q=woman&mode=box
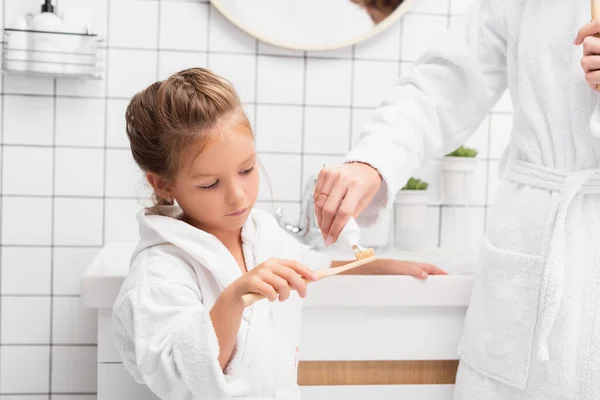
[314,1,600,399]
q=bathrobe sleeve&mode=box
[345,0,509,224]
[112,252,248,400]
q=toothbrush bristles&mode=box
[355,248,376,260]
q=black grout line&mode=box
[0,0,5,388]
[48,74,57,398]
[298,51,308,198]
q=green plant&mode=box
[446,145,478,157]
[402,177,429,190]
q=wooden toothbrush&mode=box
[240,254,378,307]
[241,218,377,307]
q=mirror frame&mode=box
[209,0,417,52]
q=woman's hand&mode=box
[575,20,600,90]
[314,162,382,245]
[229,258,318,307]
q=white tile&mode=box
[52,396,97,400]
[106,149,145,198]
[2,197,52,245]
[254,105,302,153]
[4,0,42,28]
[411,0,450,14]
[302,154,345,184]
[306,46,352,59]
[0,346,50,393]
[2,146,53,195]
[492,90,513,112]
[209,5,256,53]
[56,0,109,37]
[3,74,54,95]
[208,53,256,103]
[55,148,104,196]
[304,107,351,154]
[56,97,105,147]
[56,49,107,97]
[3,95,54,145]
[1,396,48,400]
[160,1,209,51]
[401,14,448,61]
[158,51,208,81]
[450,0,474,15]
[106,99,130,148]
[51,346,97,392]
[355,22,402,60]
[440,206,485,250]
[53,297,98,344]
[104,199,143,243]
[464,116,490,158]
[258,41,304,57]
[54,247,100,295]
[489,113,513,159]
[352,60,399,108]
[400,60,414,76]
[255,201,301,226]
[109,0,158,49]
[449,14,461,29]
[258,154,301,202]
[1,297,50,344]
[107,49,157,98]
[350,108,373,148]
[54,198,103,246]
[257,55,305,104]
[1,247,51,295]
[305,58,352,106]
[487,160,501,204]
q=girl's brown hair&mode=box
[125,68,252,211]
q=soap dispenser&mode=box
[30,0,64,74]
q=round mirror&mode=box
[210,0,416,51]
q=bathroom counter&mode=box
[82,242,476,400]
[82,242,477,309]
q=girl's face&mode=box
[162,118,259,236]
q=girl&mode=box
[112,68,446,400]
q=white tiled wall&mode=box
[0,0,511,397]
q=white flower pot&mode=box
[394,190,429,230]
[441,157,477,204]
[394,190,430,250]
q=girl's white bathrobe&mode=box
[345,0,600,399]
[112,206,330,400]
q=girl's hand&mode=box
[230,258,318,306]
[575,20,600,90]
[384,260,447,279]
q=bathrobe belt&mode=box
[504,160,600,361]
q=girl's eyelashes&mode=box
[199,180,218,190]
[197,165,254,189]
[240,166,255,175]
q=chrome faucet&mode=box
[273,175,325,249]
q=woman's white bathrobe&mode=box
[112,206,330,400]
[345,0,600,399]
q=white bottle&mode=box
[61,8,92,74]
[6,16,29,72]
[30,0,64,74]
